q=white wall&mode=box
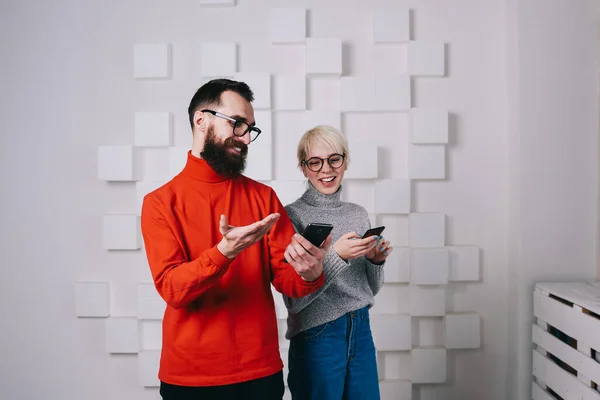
[0,0,597,399]
[506,0,600,399]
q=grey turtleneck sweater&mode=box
[282,181,385,339]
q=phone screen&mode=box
[362,226,385,238]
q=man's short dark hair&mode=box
[187,79,255,129]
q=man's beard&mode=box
[200,126,248,178]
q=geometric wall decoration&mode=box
[411,347,447,383]
[410,285,446,317]
[372,314,412,351]
[447,245,480,282]
[340,77,376,111]
[134,112,172,147]
[97,146,138,182]
[375,76,411,111]
[409,213,445,248]
[105,317,140,354]
[410,248,449,285]
[75,281,110,317]
[137,283,166,320]
[374,179,411,214]
[102,214,141,250]
[198,0,235,5]
[407,41,445,77]
[345,142,378,179]
[136,182,165,216]
[200,42,237,77]
[410,109,449,144]
[133,44,171,79]
[234,72,271,109]
[138,350,161,387]
[269,8,306,44]
[408,144,445,179]
[306,38,343,75]
[168,147,189,178]
[272,75,306,110]
[302,111,341,132]
[383,247,410,283]
[372,8,410,44]
[444,312,481,349]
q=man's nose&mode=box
[238,133,251,145]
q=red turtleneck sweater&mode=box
[140,151,324,386]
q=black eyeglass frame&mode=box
[301,153,347,172]
[201,109,262,142]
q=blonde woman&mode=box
[282,125,392,400]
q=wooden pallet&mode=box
[533,281,600,399]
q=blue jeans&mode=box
[287,306,380,400]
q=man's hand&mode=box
[217,213,280,259]
[284,233,332,282]
[333,232,379,261]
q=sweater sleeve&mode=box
[267,190,325,298]
[140,193,233,309]
[364,257,385,296]
[283,247,351,313]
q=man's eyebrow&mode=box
[231,114,256,126]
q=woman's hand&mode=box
[365,236,392,265]
[333,232,378,261]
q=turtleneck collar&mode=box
[181,150,230,183]
[300,180,343,208]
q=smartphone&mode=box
[301,223,334,247]
[362,226,385,239]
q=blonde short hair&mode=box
[297,125,350,169]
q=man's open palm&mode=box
[217,213,280,259]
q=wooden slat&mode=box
[534,289,600,351]
[532,381,554,400]
[532,324,600,384]
[535,282,600,314]
[533,349,600,400]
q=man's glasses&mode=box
[201,109,262,142]
[302,153,346,172]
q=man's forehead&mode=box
[218,91,254,122]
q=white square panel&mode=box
[409,213,445,248]
[136,181,166,216]
[410,109,448,144]
[371,284,410,315]
[412,317,444,347]
[105,317,140,354]
[75,282,110,317]
[375,76,411,111]
[376,215,409,247]
[270,181,307,207]
[102,214,140,250]
[141,320,162,350]
[138,350,161,387]
[269,8,306,44]
[372,314,411,350]
[379,380,412,400]
[407,41,445,77]
[447,245,480,281]
[200,42,237,77]
[244,144,272,181]
[410,248,449,285]
[340,180,374,213]
[301,111,341,133]
[273,112,305,181]
[411,347,446,383]
[409,144,445,179]
[134,112,172,147]
[345,142,378,179]
[273,75,306,110]
[445,312,481,349]
[384,247,410,283]
[254,110,273,147]
[306,38,342,75]
[374,179,410,214]
[380,351,411,380]
[98,146,138,181]
[168,147,189,178]
[307,78,340,111]
[372,8,410,43]
[137,283,166,320]
[409,285,445,316]
[340,77,376,112]
[234,72,271,109]
[134,44,170,79]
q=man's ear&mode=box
[194,110,207,132]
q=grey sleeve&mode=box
[364,257,385,296]
[283,248,350,314]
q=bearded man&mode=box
[140,79,330,400]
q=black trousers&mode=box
[159,371,285,400]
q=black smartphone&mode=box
[301,223,334,247]
[362,226,385,238]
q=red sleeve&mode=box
[140,193,233,309]
[266,189,324,298]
